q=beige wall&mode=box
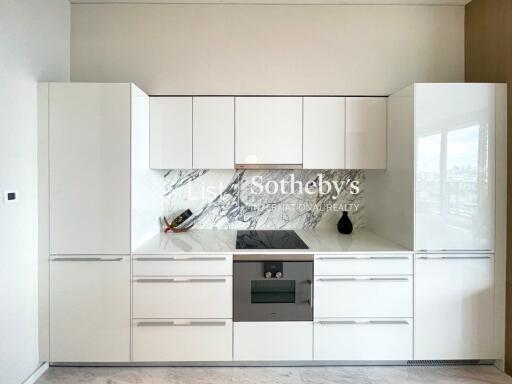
[465,0,512,374]
[71,4,464,95]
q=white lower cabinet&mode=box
[133,276,232,318]
[314,319,413,361]
[314,276,412,318]
[234,322,313,361]
[133,319,233,361]
[415,254,495,360]
[49,256,130,362]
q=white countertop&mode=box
[133,228,411,255]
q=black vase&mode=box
[337,211,353,234]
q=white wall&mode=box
[0,1,69,383]
[71,3,464,95]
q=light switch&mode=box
[4,191,18,203]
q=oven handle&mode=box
[306,279,313,308]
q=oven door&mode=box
[233,261,313,322]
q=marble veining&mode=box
[159,169,365,230]
[37,366,512,384]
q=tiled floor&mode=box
[36,365,512,384]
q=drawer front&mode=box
[314,276,412,318]
[133,319,232,361]
[234,322,312,361]
[314,318,413,360]
[133,254,232,276]
[315,254,412,276]
[133,277,232,318]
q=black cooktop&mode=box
[236,230,309,250]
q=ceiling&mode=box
[70,0,472,5]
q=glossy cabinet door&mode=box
[414,254,495,360]
[49,83,131,255]
[235,97,302,166]
[193,97,234,169]
[345,97,387,169]
[49,256,130,362]
[303,97,345,169]
[415,84,495,252]
[150,97,192,169]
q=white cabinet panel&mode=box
[303,97,345,169]
[234,322,312,361]
[193,97,234,169]
[415,254,495,360]
[133,319,232,362]
[235,97,302,165]
[415,84,495,252]
[346,97,387,169]
[133,254,232,276]
[314,319,413,361]
[315,254,412,276]
[133,276,232,318]
[49,83,131,255]
[314,276,412,318]
[150,97,192,169]
[49,256,130,362]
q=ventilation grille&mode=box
[407,360,481,366]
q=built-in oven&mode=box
[233,254,313,322]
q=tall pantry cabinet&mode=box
[39,83,160,363]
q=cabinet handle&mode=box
[134,278,227,283]
[317,277,409,282]
[135,257,227,262]
[317,320,409,325]
[51,257,124,262]
[417,256,491,260]
[317,256,409,260]
[136,321,226,327]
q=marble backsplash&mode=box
[157,169,365,230]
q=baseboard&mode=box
[23,362,49,384]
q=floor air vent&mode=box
[407,360,481,366]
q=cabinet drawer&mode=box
[234,322,312,361]
[133,254,232,276]
[314,318,412,360]
[133,276,232,318]
[314,276,412,318]
[315,254,412,276]
[133,319,232,361]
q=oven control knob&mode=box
[275,272,282,278]
[265,271,272,279]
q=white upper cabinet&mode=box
[235,97,302,166]
[345,97,387,169]
[303,97,346,169]
[49,83,131,255]
[193,97,234,169]
[414,84,495,252]
[150,97,192,169]
[415,254,495,360]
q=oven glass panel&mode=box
[250,280,296,303]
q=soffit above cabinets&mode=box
[70,0,472,5]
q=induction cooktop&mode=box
[236,230,309,250]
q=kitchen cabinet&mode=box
[133,319,232,362]
[314,318,413,360]
[234,322,312,361]
[345,97,387,169]
[49,83,131,255]
[235,97,302,166]
[49,256,130,362]
[303,97,346,169]
[133,254,232,276]
[150,97,192,169]
[193,97,234,169]
[414,254,495,360]
[314,275,412,318]
[414,84,495,252]
[315,253,412,276]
